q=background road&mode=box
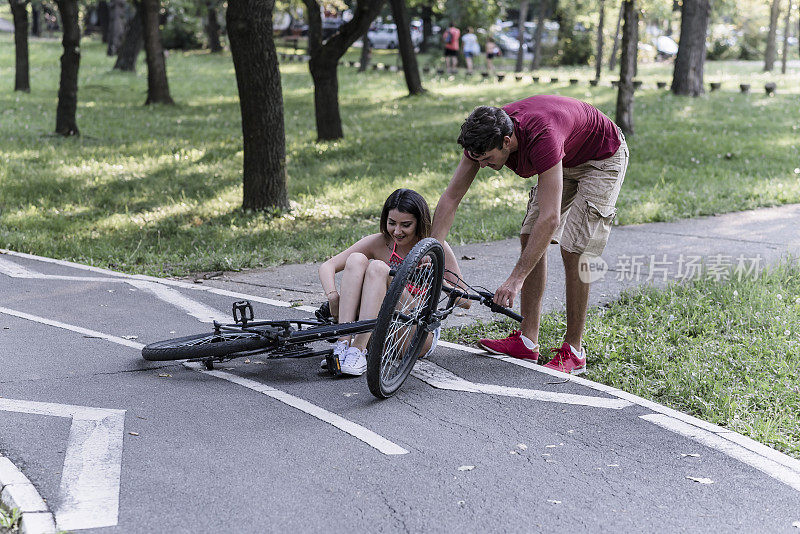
[2,234,800,532]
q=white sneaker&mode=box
[419,326,441,360]
[321,340,348,369]
[339,346,367,376]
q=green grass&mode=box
[2,33,800,275]
[0,506,20,533]
[443,260,800,459]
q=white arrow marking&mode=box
[412,360,632,409]
[184,362,409,455]
[0,398,125,530]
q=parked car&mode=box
[494,32,527,56]
[367,23,422,49]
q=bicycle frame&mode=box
[182,279,523,373]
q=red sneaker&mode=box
[543,342,587,375]
[478,331,539,362]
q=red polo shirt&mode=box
[465,95,621,178]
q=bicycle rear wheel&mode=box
[142,330,269,361]
[367,238,444,398]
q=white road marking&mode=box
[641,414,800,492]
[412,360,631,409]
[125,280,229,323]
[0,398,125,530]
[0,307,146,350]
[0,256,39,277]
[0,249,320,313]
[1,304,407,458]
[183,362,409,456]
[6,249,800,491]
[437,340,485,354]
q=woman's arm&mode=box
[318,234,383,296]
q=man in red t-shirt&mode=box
[431,95,629,374]
[442,23,461,74]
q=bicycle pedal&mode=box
[232,301,254,326]
[326,353,342,376]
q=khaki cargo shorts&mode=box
[520,130,629,257]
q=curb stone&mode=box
[0,456,56,534]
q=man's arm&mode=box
[431,153,480,243]
[493,161,563,307]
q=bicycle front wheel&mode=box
[142,331,268,361]
[367,238,444,398]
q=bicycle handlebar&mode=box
[386,268,522,323]
[441,285,523,323]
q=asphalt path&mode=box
[2,250,800,533]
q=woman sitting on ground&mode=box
[318,188,470,376]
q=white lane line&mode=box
[0,307,146,350]
[0,256,39,277]
[641,414,800,492]
[478,350,800,491]
[183,362,409,456]
[412,360,631,409]
[125,280,229,323]
[0,306,407,458]
[0,249,320,313]
[0,399,125,530]
[437,340,485,354]
[8,249,800,484]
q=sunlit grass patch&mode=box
[1,34,800,273]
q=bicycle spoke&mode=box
[378,252,436,383]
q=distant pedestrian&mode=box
[485,37,501,76]
[461,27,480,74]
[442,22,461,74]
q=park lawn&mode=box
[1,34,800,275]
[442,260,800,460]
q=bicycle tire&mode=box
[367,238,444,398]
[142,330,269,361]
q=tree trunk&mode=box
[595,0,605,80]
[765,0,781,71]
[515,1,529,72]
[106,0,126,55]
[9,0,30,92]
[419,4,432,53]
[671,0,709,96]
[309,58,344,140]
[226,0,289,211]
[358,29,372,71]
[530,0,547,70]
[31,3,41,36]
[609,0,624,70]
[55,0,80,136]
[114,2,144,71]
[615,0,637,137]
[97,0,110,43]
[141,0,174,104]
[303,0,386,141]
[206,2,223,53]
[390,0,424,94]
[782,0,792,73]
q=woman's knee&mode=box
[365,260,390,279]
[344,252,369,272]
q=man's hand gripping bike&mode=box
[142,238,521,399]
